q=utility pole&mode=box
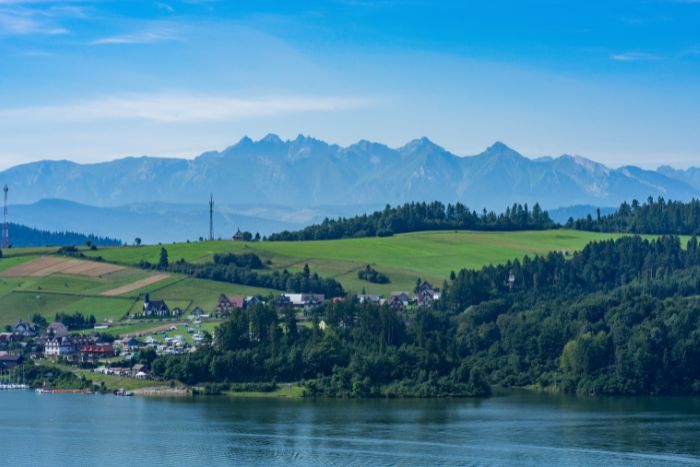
[2,185,8,249]
[209,194,214,241]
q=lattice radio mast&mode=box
[209,194,214,241]
[2,185,8,249]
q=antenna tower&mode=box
[209,194,214,241]
[2,185,8,249]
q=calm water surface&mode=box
[2,390,700,466]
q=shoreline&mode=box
[131,386,193,397]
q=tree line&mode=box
[568,197,700,235]
[268,201,555,241]
[6,223,121,248]
[139,249,345,297]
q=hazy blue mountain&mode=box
[1,135,697,213]
[548,205,618,225]
[658,166,700,192]
[8,199,379,244]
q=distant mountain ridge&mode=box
[1,135,697,212]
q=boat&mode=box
[114,388,134,397]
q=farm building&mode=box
[217,295,245,314]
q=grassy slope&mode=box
[0,229,666,329]
[83,230,644,294]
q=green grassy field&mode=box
[0,229,665,330]
[74,369,163,391]
[82,229,646,294]
[0,268,148,327]
[225,383,305,398]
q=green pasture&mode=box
[146,278,276,313]
[0,229,678,321]
[80,229,647,294]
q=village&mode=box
[0,281,441,391]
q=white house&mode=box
[44,337,75,357]
[282,293,325,308]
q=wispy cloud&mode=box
[155,2,174,13]
[0,93,376,123]
[0,1,84,36]
[0,11,68,35]
[610,51,662,62]
[90,27,180,45]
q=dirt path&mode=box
[100,274,170,297]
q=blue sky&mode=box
[0,0,699,169]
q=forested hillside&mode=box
[6,223,122,248]
[569,197,700,235]
[269,201,556,241]
[152,235,700,397]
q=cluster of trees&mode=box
[7,223,121,248]
[269,201,555,241]
[152,301,490,398]
[140,250,345,297]
[357,265,390,284]
[234,231,260,242]
[54,312,97,331]
[24,365,92,390]
[569,197,700,235]
[213,252,264,269]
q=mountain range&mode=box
[2,135,699,243]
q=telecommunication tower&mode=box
[2,185,8,249]
[209,194,214,241]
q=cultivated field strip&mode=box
[100,273,171,297]
[0,257,124,278]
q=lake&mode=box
[2,390,700,466]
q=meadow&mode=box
[83,229,644,294]
[0,229,661,332]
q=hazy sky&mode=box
[1,0,699,170]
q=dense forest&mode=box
[6,223,122,248]
[268,201,556,241]
[443,235,700,395]
[569,197,700,235]
[139,249,345,298]
[152,234,700,397]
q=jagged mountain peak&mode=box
[259,133,283,144]
[1,135,698,211]
[480,141,526,161]
[399,136,448,156]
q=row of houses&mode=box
[94,363,150,380]
[357,281,440,309]
[216,293,326,314]
[216,283,439,315]
[44,335,115,361]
